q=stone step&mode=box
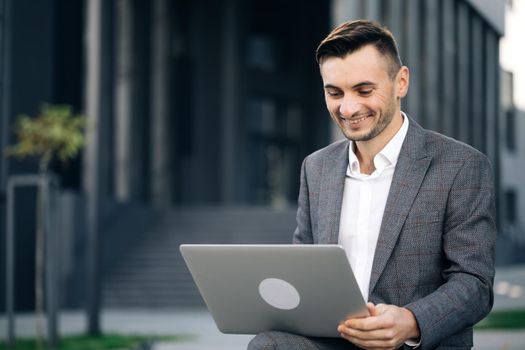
[101,206,296,308]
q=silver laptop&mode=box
[179,244,368,337]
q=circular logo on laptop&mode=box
[258,278,301,310]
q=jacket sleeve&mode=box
[293,157,314,244]
[404,154,496,349]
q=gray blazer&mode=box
[293,117,496,350]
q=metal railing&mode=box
[5,174,60,349]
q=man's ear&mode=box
[397,66,410,98]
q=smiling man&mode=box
[248,20,496,350]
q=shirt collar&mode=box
[347,112,409,177]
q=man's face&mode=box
[320,45,408,143]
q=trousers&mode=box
[247,331,361,350]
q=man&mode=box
[248,20,496,350]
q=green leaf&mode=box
[4,104,86,171]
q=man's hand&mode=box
[337,302,420,350]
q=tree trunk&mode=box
[35,174,45,350]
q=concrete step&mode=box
[101,206,296,308]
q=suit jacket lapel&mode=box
[369,119,432,295]
[318,141,349,244]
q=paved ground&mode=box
[1,265,525,349]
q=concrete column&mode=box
[405,0,422,122]
[150,0,172,207]
[331,0,362,28]
[84,0,113,335]
[471,16,485,152]
[386,0,404,54]
[457,2,471,144]
[364,0,381,21]
[484,30,498,163]
[441,0,456,138]
[114,0,134,201]
[423,0,440,132]
[329,0,363,142]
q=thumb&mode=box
[367,302,379,316]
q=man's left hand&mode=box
[337,302,420,350]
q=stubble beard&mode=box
[342,96,397,142]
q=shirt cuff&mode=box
[404,338,421,348]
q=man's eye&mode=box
[359,90,373,96]
[326,91,341,97]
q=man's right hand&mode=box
[337,302,420,350]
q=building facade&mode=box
[499,0,525,264]
[79,0,507,209]
[1,0,505,206]
[0,0,507,310]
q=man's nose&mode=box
[339,97,361,117]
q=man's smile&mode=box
[339,113,374,126]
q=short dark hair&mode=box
[316,20,402,79]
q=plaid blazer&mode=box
[293,117,496,350]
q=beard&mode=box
[345,94,397,142]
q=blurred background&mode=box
[0,0,524,347]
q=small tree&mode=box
[7,104,86,173]
[6,103,86,349]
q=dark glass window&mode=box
[506,108,516,151]
[505,189,517,224]
[0,0,5,194]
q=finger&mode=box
[337,324,345,334]
[344,303,376,329]
[340,333,357,346]
[340,325,395,341]
[339,332,352,343]
[374,303,388,313]
[340,333,399,350]
[341,333,397,350]
[345,304,398,330]
[345,314,384,331]
[367,302,378,316]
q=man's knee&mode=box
[247,331,317,350]
[247,332,280,350]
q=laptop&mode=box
[179,244,368,337]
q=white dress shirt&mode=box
[338,114,409,300]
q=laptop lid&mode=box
[179,244,368,337]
